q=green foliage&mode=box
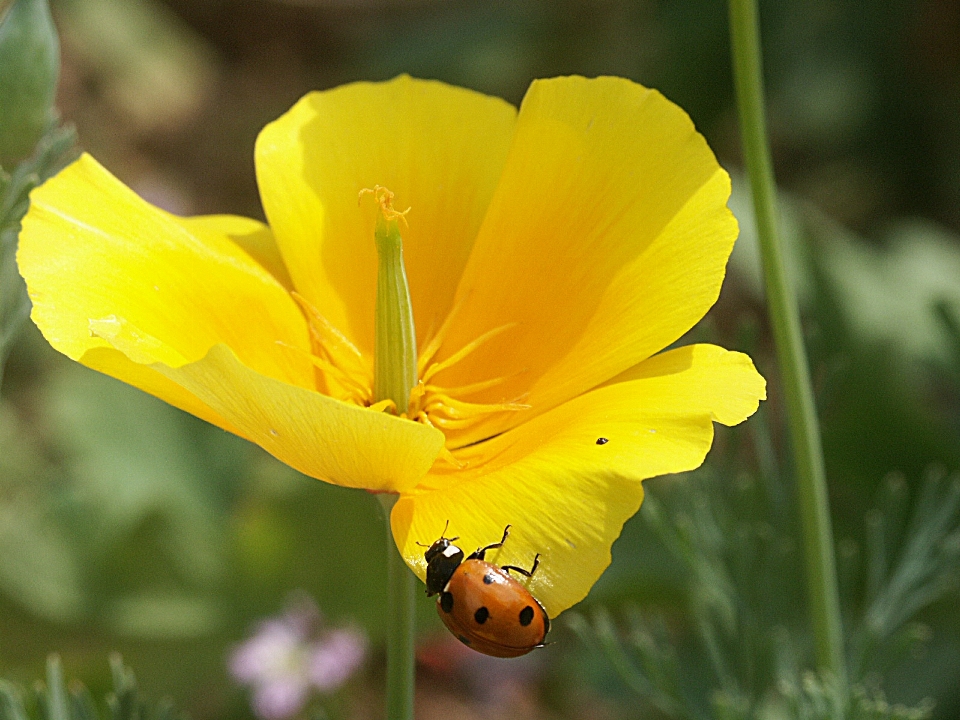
[0,0,60,168]
[568,462,960,720]
[0,357,397,630]
[0,656,184,720]
[847,470,960,680]
[776,675,934,720]
[0,0,76,394]
[0,123,76,382]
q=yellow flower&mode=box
[18,75,765,617]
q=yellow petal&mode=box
[18,153,314,392]
[177,213,294,291]
[432,76,739,447]
[150,344,445,492]
[392,343,764,616]
[78,307,445,490]
[603,343,767,425]
[79,346,247,437]
[255,75,517,358]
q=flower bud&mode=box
[0,0,60,168]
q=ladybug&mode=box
[422,524,550,658]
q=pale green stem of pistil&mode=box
[728,0,848,707]
[374,210,418,413]
[370,192,418,720]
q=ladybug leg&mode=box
[502,552,540,578]
[469,525,511,560]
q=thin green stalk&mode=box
[728,0,848,698]
[377,493,417,720]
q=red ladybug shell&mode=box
[436,558,549,658]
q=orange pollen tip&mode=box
[358,185,411,226]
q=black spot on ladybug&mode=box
[457,634,472,646]
[474,606,490,624]
[483,573,495,585]
[440,591,454,613]
[596,437,609,445]
[519,605,535,626]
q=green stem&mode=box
[377,493,417,720]
[728,0,848,698]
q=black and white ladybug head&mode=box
[424,537,464,597]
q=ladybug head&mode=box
[423,536,464,597]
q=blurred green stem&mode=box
[728,0,848,702]
[377,493,416,720]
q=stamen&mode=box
[424,394,530,419]
[404,380,428,418]
[359,185,411,226]
[417,291,470,375]
[368,398,396,413]
[415,411,465,468]
[423,370,526,399]
[292,293,367,371]
[425,415,491,430]
[289,292,374,403]
[275,341,370,404]
[421,322,517,385]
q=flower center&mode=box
[285,187,529,466]
[404,308,529,464]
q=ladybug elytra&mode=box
[423,525,550,658]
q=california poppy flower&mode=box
[18,75,765,617]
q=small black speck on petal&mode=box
[596,437,609,445]
[440,591,454,613]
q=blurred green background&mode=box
[2,0,960,718]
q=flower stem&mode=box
[728,0,848,698]
[377,493,417,720]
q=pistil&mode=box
[363,186,418,413]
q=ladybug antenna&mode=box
[441,520,460,543]
[416,520,459,548]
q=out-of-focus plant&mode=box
[0,120,74,388]
[846,469,960,681]
[0,0,76,391]
[569,461,960,720]
[0,655,184,720]
[729,0,846,697]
